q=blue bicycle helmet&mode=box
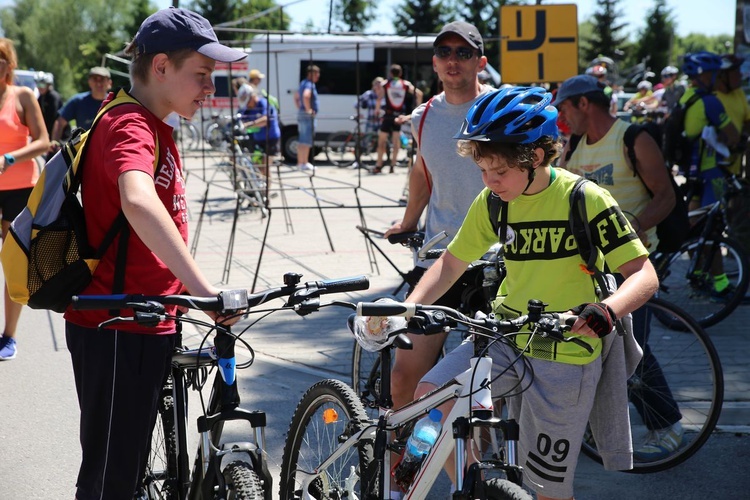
[682,51,723,77]
[454,86,558,143]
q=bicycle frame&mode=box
[297,351,518,499]
[163,328,272,500]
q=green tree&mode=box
[331,0,377,32]
[581,0,630,65]
[632,0,675,75]
[0,0,146,98]
[191,0,235,32]
[393,0,445,35]
[674,33,733,58]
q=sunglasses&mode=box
[433,46,477,61]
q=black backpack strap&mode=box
[569,178,625,334]
[487,191,508,244]
[564,133,582,162]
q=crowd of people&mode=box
[0,6,747,500]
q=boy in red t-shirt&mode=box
[62,8,247,499]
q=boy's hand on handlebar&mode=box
[567,302,617,338]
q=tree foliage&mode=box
[632,0,675,74]
[0,0,147,98]
[581,0,630,64]
[393,0,445,36]
[331,0,377,33]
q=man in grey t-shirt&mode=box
[383,21,491,413]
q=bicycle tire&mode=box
[143,375,180,499]
[176,121,200,150]
[206,123,226,149]
[325,131,356,167]
[481,478,533,500]
[656,236,749,328]
[223,460,264,499]
[279,379,371,500]
[580,297,723,473]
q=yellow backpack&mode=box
[1,89,158,313]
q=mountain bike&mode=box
[351,228,504,417]
[280,299,587,500]
[175,117,200,151]
[325,117,386,168]
[72,272,370,500]
[580,297,723,473]
[652,174,749,328]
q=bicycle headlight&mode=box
[352,297,407,352]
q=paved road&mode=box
[1,150,748,498]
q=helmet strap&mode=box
[523,167,536,193]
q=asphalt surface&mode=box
[1,147,748,499]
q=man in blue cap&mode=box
[63,7,248,499]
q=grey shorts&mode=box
[421,339,602,498]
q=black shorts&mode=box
[380,113,404,134]
[0,187,33,222]
[255,139,280,155]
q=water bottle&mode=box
[392,409,442,491]
[400,131,409,148]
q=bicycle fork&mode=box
[451,357,523,499]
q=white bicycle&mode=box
[280,299,588,499]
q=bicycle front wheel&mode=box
[279,379,371,500]
[223,460,264,499]
[325,131,356,167]
[581,297,723,473]
[143,374,181,499]
[657,236,749,328]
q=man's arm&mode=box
[629,132,676,244]
[302,88,313,115]
[51,116,69,143]
[384,153,431,237]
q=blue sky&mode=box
[151,0,734,38]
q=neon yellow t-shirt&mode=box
[448,168,648,364]
[716,88,750,175]
[682,87,732,172]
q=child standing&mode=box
[62,8,247,499]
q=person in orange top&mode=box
[0,38,50,360]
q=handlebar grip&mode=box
[387,231,424,245]
[422,249,444,261]
[357,302,417,317]
[314,275,370,294]
[71,294,134,310]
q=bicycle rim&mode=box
[581,298,724,472]
[657,237,749,328]
[143,376,180,499]
[279,379,370,500]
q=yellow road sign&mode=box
[500,4,578,84]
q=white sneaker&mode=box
[634,421,684,461]
[299,162,316,173]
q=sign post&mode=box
[500,4,579,84]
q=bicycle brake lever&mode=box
[418,231,449,260]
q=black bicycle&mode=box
[352,228,504,416]
[652,174,749,328]
[72,272,369,500]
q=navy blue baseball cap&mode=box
[134,7,247,63]
[552,75,605,106]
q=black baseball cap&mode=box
[434,21,483,55]
[134,7,247,63]
[552,75,605,106]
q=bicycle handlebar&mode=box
[357,299,590,352]
[72,274,370,315]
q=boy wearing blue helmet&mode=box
[408,87,658,500]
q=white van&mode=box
[203,34,500,163]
